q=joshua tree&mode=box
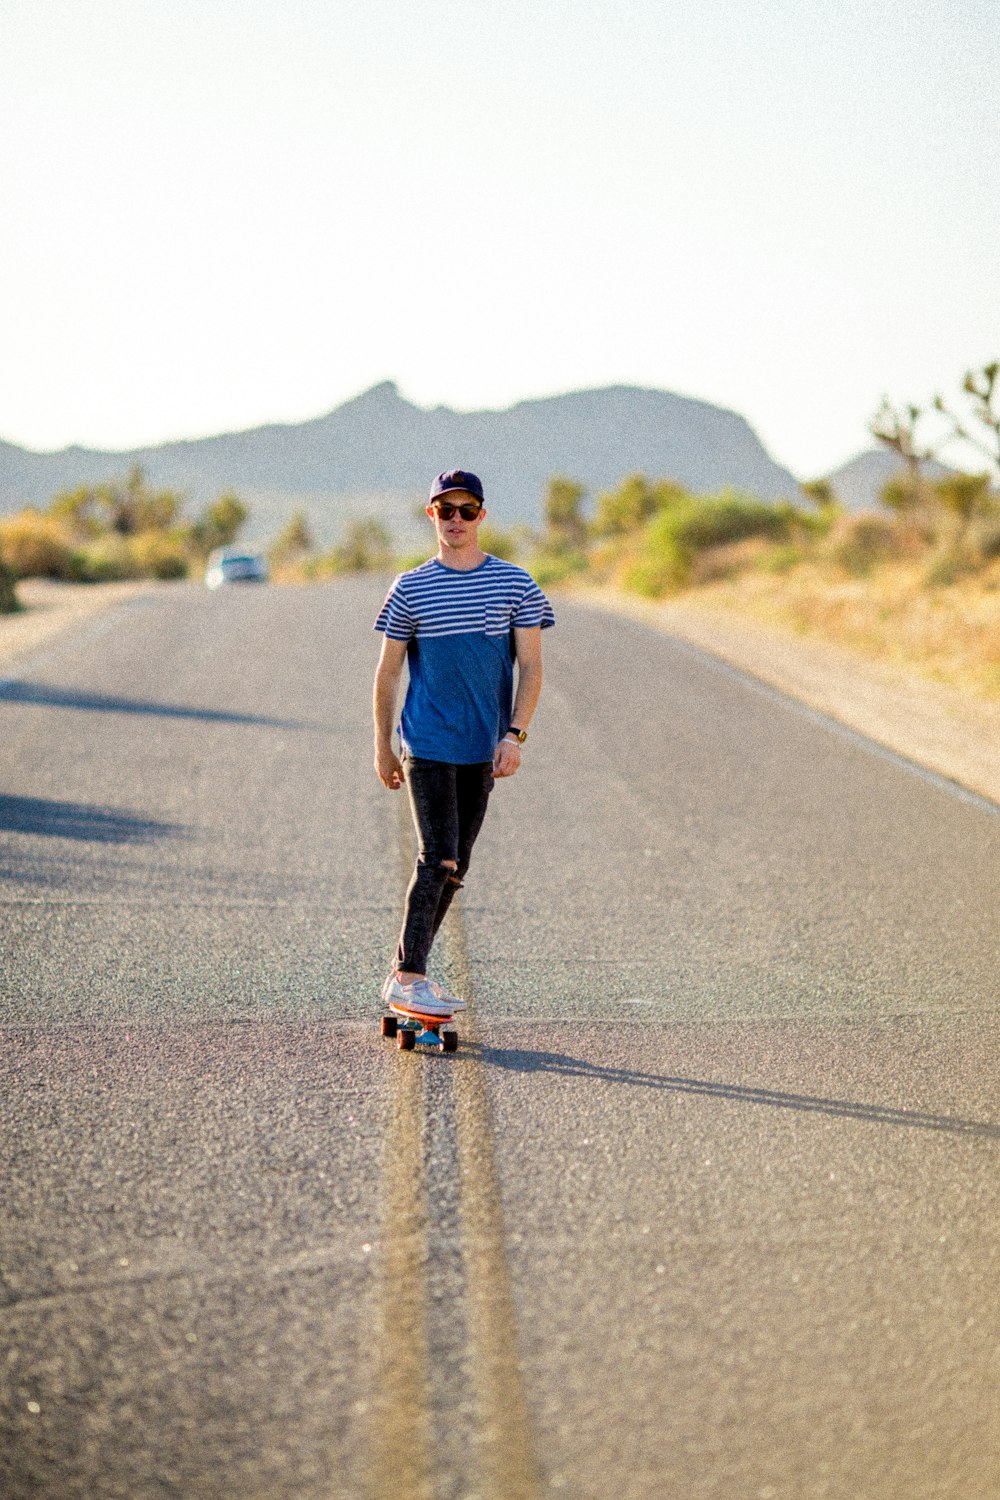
[869,397,935,513]
[269,509,315,565]
[189,492,250,556]
[542,476,588,551]
[933,362,1000,480]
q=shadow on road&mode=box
[0,795,186,845]
[471,1044,1000,1141]
[0,679,316,729]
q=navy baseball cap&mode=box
[429,469,485,505]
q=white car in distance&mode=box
[204,547,269,589]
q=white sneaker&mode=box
[426,977,467,1007]
[384,976,466,1015]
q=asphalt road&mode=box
[1,578,997,1500]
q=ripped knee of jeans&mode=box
[415,854,459,888]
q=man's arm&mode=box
[373,635,408,789]
[493,625,544,779]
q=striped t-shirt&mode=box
[374,554,555,763]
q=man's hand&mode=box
[493,737,522,779]
[375,744,405,790]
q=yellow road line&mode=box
[444,912,543,1500]
[365,798,434,1500]
[367,1045,434,1500]
[370,795,541,1499]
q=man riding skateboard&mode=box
[373,468,555,1016]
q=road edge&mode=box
[566,583,1000,810]
[0,579,163,672]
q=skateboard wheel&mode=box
[442,1030,458,1053]
[398,1028,415,1051]
[381,1015,397,1038]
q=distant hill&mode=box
[824,448,954,512]
[0,382,802,545]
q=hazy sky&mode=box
[2,0,997,477]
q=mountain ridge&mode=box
[0,381,802,543]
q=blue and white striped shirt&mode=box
[374,555,555,763]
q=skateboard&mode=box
[380,1000,459,1053]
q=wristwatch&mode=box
[505,726,528,744]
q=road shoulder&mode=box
[0,578,161,671]
[569,583,1000,808]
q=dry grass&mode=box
[683,557,1000,700]
[586,502,1000,702]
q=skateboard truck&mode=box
[381,1009,459,1053]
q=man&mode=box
[373,468,555,1015]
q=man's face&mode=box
[427,492,486,550]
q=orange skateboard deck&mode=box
[381,1001,458,1052]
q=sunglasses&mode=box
[433,501,483,521]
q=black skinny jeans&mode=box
[395,755,494,975]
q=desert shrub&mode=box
[922,521,998,582]
[621,494,791,596]
[478,524,520,561]
[0,511,77,579]
[880,471,930,516]
[592,476,691,539]
[593,475,656,538]
[970,514,1000,561]
[530,546,589,587]
[48,467,190,539]
[4,476,250,583]
[801,478,838,511]
[621,533,692,596]
[922,546,967,588]
[0,555,20,613]
[932,472,994,530]
[188,491,249,555]
[663,494,791,552]
[760,542,806,575]
[129,531,189,580]
[268,509,315,569]
[324,518,394,573]
[687,537,768,584]
[67,531,189,581]
[784,498,840,541]
[70,534,143,582]
[391,552,431,574]
[825,514,906,577]
[542,477,588,551]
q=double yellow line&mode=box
[367,811,541,1500]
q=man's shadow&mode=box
[459,1041,1000,1141]
[0,794,185,844]
[0,679,315,729]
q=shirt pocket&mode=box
[485,599,513,637]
